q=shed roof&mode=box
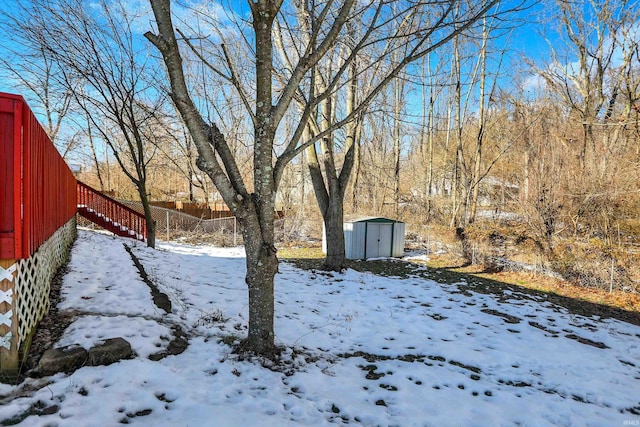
[346,216,404,224]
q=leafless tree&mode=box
[0,11,75,156]
[279,1,525,269]
[532,0,640,242]
[146,0,525,354]
[536,0,638,167]
[147,0,360,354]
[6,0,172,248]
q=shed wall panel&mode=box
[392,222,405,257]
[343,223,353,259]
[364,223,376,259]
[380,223,393,257]
[321,223,326,253]
[346,222,366,260]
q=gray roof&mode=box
[346,216,404,224]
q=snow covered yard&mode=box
[1,229,639,426]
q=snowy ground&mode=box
[1,229,640,426]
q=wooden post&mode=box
[0,258,19,378]
[610,258,615,294]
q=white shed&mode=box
[323,217,405,260]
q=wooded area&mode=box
[1,0,638,355]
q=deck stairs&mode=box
[76,181,147,241]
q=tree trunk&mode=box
[469,16,488,224]
[306,138,348,270]
[237,203,277,354]
[146,0,279,354]
[351,135,361,212]
[138,186,156,248]
[426,61,435,221]
[88,129,105,191]
[427,108,434,220]
[320,44,360,270]
[393,74,402,218]
[243,2,278,353]
[323,198,345,270]
[449,33,464,229]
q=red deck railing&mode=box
[0,92,77,260]
[77,181,147,241]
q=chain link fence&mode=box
[78,204,638,292]
[77,201,239,246]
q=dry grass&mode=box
[475,270,640,313]
[410,252,640,315]
[278,246,640,320]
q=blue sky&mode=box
[0,0,558,162]
[0,0,555,97]
[0,0,600,170]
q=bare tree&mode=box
[420,50,447,221]
[536,0,637,167]
[146,0,523,353]
[7,0,171,248]
[279,1,523,269]
[532,0,640,242]
[0,12,75,156]
[147,0,361,354]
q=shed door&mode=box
[365,223,393,258]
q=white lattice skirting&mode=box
[14,218,77,347]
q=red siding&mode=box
[0,92,77,259]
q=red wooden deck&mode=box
[0,92,146,260]
[0,92,76,259]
